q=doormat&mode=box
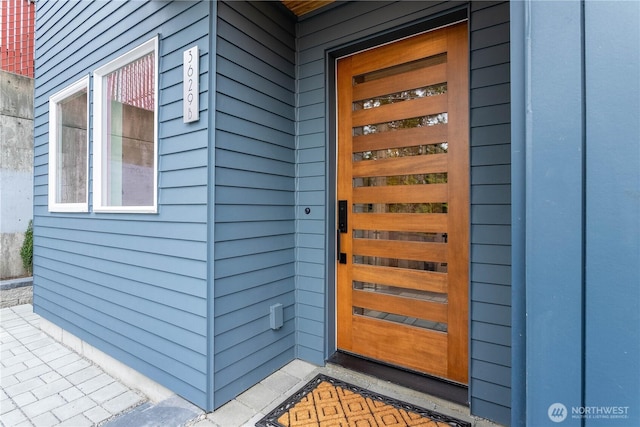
[255,374,470,427]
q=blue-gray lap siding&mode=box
[295,1,512,425]
[33,0,212,408]
[212,1,297,408]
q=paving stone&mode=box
[0,408,28,426]
[102,395,202,427]
[23,357,45,368]
[77,373,114,394]
[189,418,218,427]
[31,343,62,362]
[66,365,102,385]
[22,393,66,418]
[12,305,34,314]
[102,390,144,415]
[12,391,37,407]
[39,347,73,363]
[31,343,62,358]
[1,353,29,367]
[14,418,36,427]
[47,353,82,370]
[59,386,84,403]
[0,397,16,414]
[9,344,30,356]
[4,376,45,397]
[39,370,63,384]
[57,413,93,427]
[4,324,33,335]
[207,400,255,427]
[0,374,19,388]
[15,332,44,345]
[89,381,128,404]
[56,358,91,376]
[0,339,20,351]
[24,337,55,351]
[29,411,61,427]
[14,362,51,382]
[52,396,97,422]
[83,405,113,424]
[3,328,28,338]
[280,359,318,380]
[31,377,73,399]
[0,329,15,339]
[261,370,301,394]
[236,382,279,412]
[0,361,28,377]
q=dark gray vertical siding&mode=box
[469,2,511,425]
[33,0,211,408]
[213,1,296,408]
[296,1,511,425]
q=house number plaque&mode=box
[183,46,199,123]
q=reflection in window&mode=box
[353,230,447,243]
[353,113,448,136]
[354,143,448,162]
[353,306,448,332]
[48,77,89,212]
[353,203,448,214]
[354,281,447,302]
[353,83,447,111]
[353,173,448,187]
[352,255,448,273]
[94,38,158,212]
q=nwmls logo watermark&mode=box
[548,403,567,423]
[548,403,630,422]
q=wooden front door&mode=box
[336,22,469,384]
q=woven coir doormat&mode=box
[255,374,470,427]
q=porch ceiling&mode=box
[281,0,334,16]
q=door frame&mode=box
[323,6,471,394]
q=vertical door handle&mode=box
[337,200,347,264]
[338,200,348,233]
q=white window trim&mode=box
[93,37,159,213]
[48,76,90,213]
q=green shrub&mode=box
[20,220,33,275]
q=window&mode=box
[93,37,158,213]
[48,76,89,212]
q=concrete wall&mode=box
[0,70,34,279]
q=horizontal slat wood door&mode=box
[336,22,469,384]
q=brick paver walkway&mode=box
[0,305,145,426]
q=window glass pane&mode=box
[353,113,447,136]
[353,54,447,85]
[353,173,448,187]
[56,89,87,204]
[353,281,447,303]
[353,83,447,111]
[353,203,448,213]
[353,230,447,243]
[353,143,448,164]
[353,306,448,332]
[104,51,155,207]
[352,255,448,273]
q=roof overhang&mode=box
[281,1,335,16]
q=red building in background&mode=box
[1,0,35,77]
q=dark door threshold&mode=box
[327,351,469,407]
